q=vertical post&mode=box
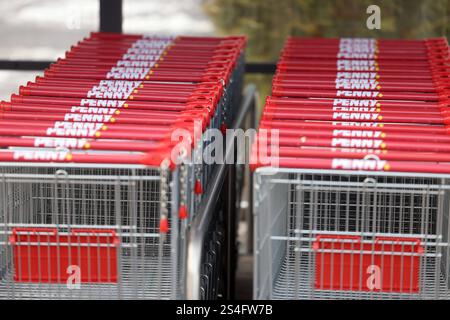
[225,151,237,299]
[99,0,123,33]
[247,93,257,254]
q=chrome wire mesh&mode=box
[272,247,450,300]
[0,165,183,300]
[254,169,450,300]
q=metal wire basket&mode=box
[254,168,450,300]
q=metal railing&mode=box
[186,84,258,299]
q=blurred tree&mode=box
[205,0,450,61]
[204,0,450,103]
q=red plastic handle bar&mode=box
[269,146,450,163]
[265,96,448,110]
[264,104,443,116]
[0,137,160,152]
[259,119,449,135]
[259,134,450,153]
[262,109,445,124]
[271,87,444,102]
[259,126,450,143]
[250,156,450,174]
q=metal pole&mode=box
[225,161,237,299]
[99,0,123,33]
[245,62,277,74]
[0,60,52,71]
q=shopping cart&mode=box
[0,164,184,299]
[253,37,450,300]
[0,84,243,300]
[254,168,450,299]
[0,32,246,300]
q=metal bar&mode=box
[0,61,276,73]
[186,84,257,299]
[225,153,237,299]
[185,154,228,299]
[245,62,277,74]
[0,60,51,71]
[247,92,257,254]
[99,0,122,33]
[231,84,258,132]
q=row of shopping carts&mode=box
[0,32,245,299]
[252,37,450,299]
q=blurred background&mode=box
[0,0,215,100]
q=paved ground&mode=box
[236,255,253,299]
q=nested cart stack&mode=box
[252,37,450,299]
[0,32,246,299]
